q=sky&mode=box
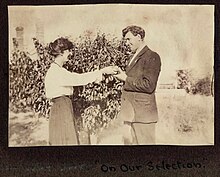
[8,4,214,84]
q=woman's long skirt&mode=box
[49,96,78,145]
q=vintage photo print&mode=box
[8,4,214,146]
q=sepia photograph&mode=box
[8,4,214,146]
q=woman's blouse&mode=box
[45,63,102,99]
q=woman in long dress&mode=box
[45,37,117,145]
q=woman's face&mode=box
[62,50,71,62]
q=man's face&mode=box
[124,32,142,52]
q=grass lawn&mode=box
[155,90,214,145]
[9,90,214,146]
[9,112,49,147]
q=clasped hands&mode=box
[100,66,127,81]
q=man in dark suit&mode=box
[115,25,161,145]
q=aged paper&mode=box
[8,5,214,146]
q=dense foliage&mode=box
[177,70,212,96]
[9,39,53,116]
[64,34,131,133]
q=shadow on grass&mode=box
[9,113,48,147]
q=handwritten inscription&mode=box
[100,161,205,173]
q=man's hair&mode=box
[122,25,145,39]
[49,37,74,57]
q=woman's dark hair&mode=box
[49,37,74,57]
[122,25,145,39]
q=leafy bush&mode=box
[64,34,131,133]
[176,70,191,89]
[177,70,212,96]
[9,38,53,116]
[188,77,212,96]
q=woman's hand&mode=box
[101,66,120,75]
[114,71,127,81]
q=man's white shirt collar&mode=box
[128,42,146,66]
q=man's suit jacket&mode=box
[121,45,161,123]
